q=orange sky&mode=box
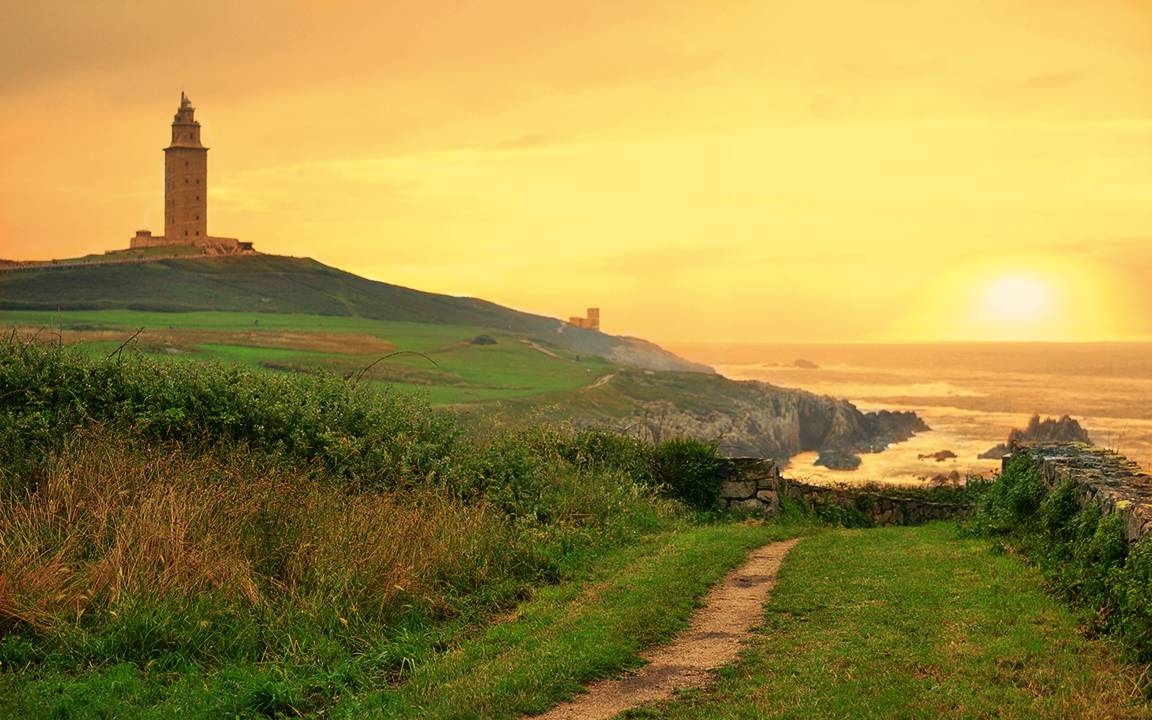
[1,0,1150,342]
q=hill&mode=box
[486,369,929,460]
[0,254,708,373]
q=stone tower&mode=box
[163,92,208,243]
[126,94,248,253]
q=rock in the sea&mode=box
[918,449,958,462]
[793,358,820,369]
[927,470,962,485]
[978,443,1011,460]
[814,449,862,470]
[979,414,1091,459]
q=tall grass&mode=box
[0,432,510,643]
[0,339,734,716]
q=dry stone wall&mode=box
[1007,443,1152,543]
[719,457,971,526]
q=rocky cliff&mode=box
[504,370,928,461]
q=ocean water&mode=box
[664,342,1152,485]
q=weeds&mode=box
[970,453,1152,662]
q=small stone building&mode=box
[568,308,600,330]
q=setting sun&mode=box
[980,275,1053,325]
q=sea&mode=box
[664,342,1152,486]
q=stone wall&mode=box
[718,457,971,526]
[1005,443,1152,543]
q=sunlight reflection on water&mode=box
[700,344,1152,485]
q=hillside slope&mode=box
[489,370,929,460]
[0,255,708,373]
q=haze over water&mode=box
[668,342,1152,485]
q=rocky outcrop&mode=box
[1006,444,1152,543]
[980,415,1090,459]
[561,371,929,461]
[814,449,862,470]
[918,450,957,462]
[718,458,972,525]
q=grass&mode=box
[0,255,674,369]
[0,310,615,405]
[0,434,807,718]
[0,341,770,718]
[969,452,1152,661]
[626,523,1149,719]
[343,521,815,719]
[0,429,686,719]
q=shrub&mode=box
[651,438,725,510]
[970,450,1152,661]
[557,429,654,484]
[0,340,460,494]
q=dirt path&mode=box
[531,538,800,720]
[587,372,616,389]
[520,339,561,358]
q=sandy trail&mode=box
[530,538,800,720]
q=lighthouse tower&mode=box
[164,92,208,243]
[128,94,249,253]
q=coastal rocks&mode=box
[570,371,930,462]
[814,449,862,470]
[980,415,1090,459]
[918,450,957,462]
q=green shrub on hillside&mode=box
[0,339,459,493]
[558,428,655,483]
[652,438,726,510]
[972,454,1152,661]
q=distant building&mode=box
[568,307,600,330]
[129,93,252,254]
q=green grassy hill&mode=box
[0,255,706,373]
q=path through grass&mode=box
[626,523,1149,719]
[342,521,814,719]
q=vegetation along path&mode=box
[629,523,1151,720]
[534,539,800,720]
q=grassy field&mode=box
[0,309,614,404]
[340,521,812,719]
[0,340,732,719]
[3,339,1149,718]
[627,523,1149,719]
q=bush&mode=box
[970,451,1152,661]
[0,340,460,494]
[557,429,654,484]
[0,340,703,716]
[651,438,725,510]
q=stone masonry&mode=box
[1006,443,1152,543]
[718,457,971,526]
[128,93,252,255]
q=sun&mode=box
[979,274,1053,324]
